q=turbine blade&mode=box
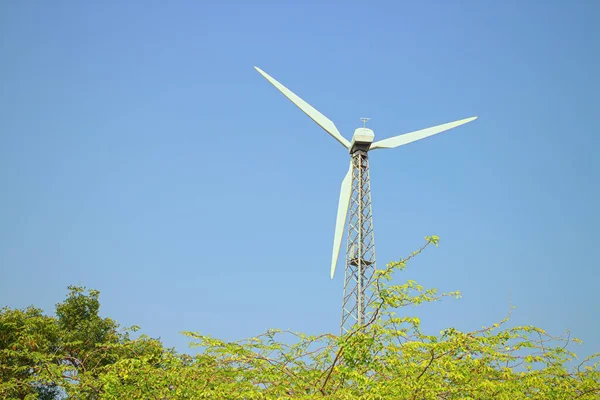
[370,116,478,150]
[331,164,353,279]
[254,66,350,149]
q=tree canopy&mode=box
[2,236,598,399]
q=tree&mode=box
[0,306,60,399]
[1,236,599,398]
[177,237,600,398]
[1,286,161,399]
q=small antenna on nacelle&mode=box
[360,117,371,128]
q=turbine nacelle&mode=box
[349,127,374,153]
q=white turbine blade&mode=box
[331,164,352,279]
[254,66,350,149]
[370,116,478,150]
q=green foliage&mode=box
[1,236,599,398]
[0,305,60,399]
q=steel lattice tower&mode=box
[341,149,377,334]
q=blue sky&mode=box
[1,1,598,359]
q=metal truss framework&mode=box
[341,150,377,334]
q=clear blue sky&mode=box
[1,1,598,359]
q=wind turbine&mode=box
[254,66,477,334]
